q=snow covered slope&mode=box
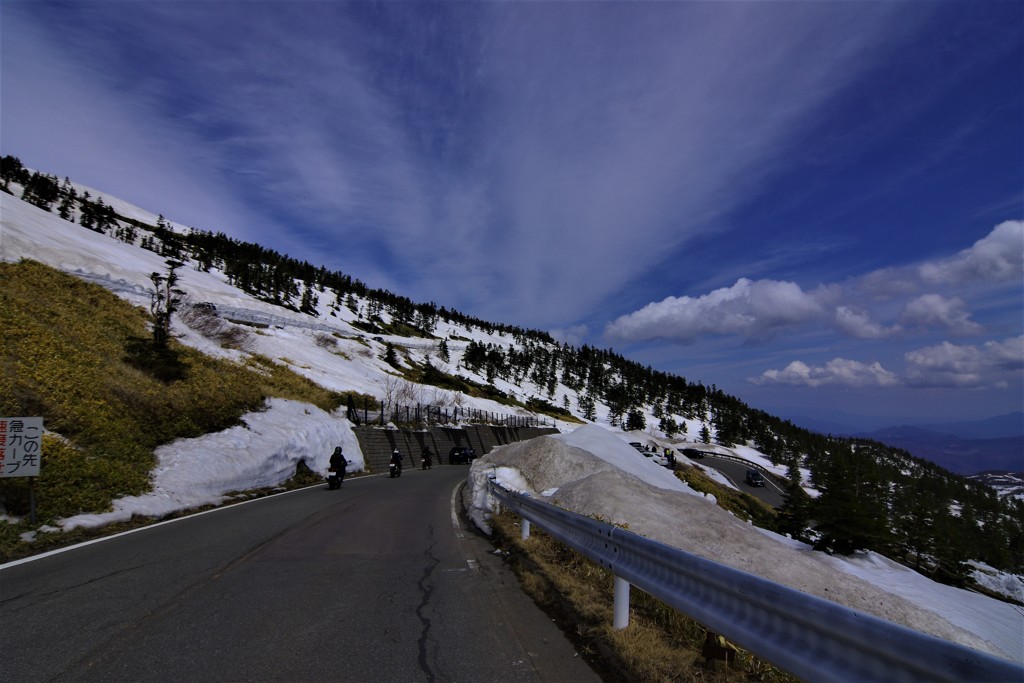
[2,189,1021,664]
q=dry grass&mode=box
[0,259,348,560]
[490,511,797,683]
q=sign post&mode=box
[0,417,44,524]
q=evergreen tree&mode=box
[149,260,184,347]
[299,281,318,315]
[659,416,679,437]
[778,461,811,539]
[812,446,891,555]
[384,343,398,367]
[625,410,646,432]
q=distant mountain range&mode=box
[791,412,1023,475]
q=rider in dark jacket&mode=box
[330,446,349,481]
[390,449,403,474]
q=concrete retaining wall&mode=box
[352,424,559,472]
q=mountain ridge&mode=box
[2,156,1022,598]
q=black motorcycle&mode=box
[327,468,342,489]
[389,461,402,478]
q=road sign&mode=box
[0,417,43,477]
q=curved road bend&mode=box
[0,466,602,682]
[691,455,786,508]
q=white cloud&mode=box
[550,325,589,347]
[860,221,1024,299]
[609,221,1015,346]
[750,336,1023,390]
[904,336,1024,388]
[605,278,829,343]
[751,359,899,388]
[834,306,900,339]
[919,220,1024,287]
[899,294,983,334]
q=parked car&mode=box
[448,446,477,465]
[745,469,765,487]
[629,442,644,453]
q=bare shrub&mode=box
[314,332,337,349]
[216,325,254,352]
[180,303,253,352]
[396,378,422,405]
[428,386,454,409]
[179,303,222,337]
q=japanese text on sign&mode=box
[0,417,43,477]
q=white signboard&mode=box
[0,417,43,477]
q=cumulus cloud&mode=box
[904,336,1024,388]
[919,220,1024,287]
[609,221,1016,345]
[751,336,1023,390]
[605,278,829,343]
[860,221,1024,298]
[899,294,983,334]
[834,306,900,339]
[751,359,899,388]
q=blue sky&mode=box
[3,1,1022,428]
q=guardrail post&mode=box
[521,519,531,541]
[613,575,630,630]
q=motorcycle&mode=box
[327,468,342,489]
[389,461,402,478]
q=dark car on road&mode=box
[745,469,765,487]
[448,446,477,465]
[682,448,705,459]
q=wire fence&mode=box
[346,397,551,429]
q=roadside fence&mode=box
[346,397,551,429]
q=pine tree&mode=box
[778,461,811,539]
[625,410,646,432]
[150,260,184,347]
[812,446,891,555]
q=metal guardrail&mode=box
[684,447,789,488]
[487,481,1023,683]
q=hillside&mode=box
[1,162,1022,662]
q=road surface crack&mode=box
[415,523,441,682]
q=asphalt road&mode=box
[692,455,786,508]
[0,465,602,683]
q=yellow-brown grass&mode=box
[490,511,797,682]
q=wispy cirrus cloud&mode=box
[5,0,930,326]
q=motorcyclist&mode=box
[421,447,433,470]
[328,446,349,488]
[390,449,403,475]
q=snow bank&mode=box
[59,399,362,530]
[465,424,1022,663]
